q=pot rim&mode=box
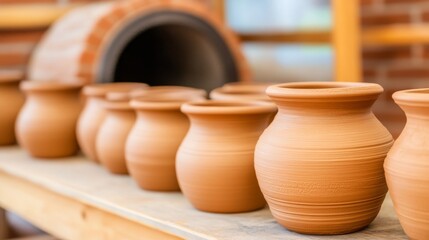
[83,82,148,97]
[222,81,275,91]
[181,100,277,115]
[210,87,270,101]
[393,88,429,105]
[103,100,133,111]
[0,70,23,83]
[131,95,205,110]
[20,81,83,91]
[130,86,207,98]
[266,82,383,101]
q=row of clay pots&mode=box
[3,80,429,238]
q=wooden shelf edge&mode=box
[0,169,182,240]
[237,31,331,44]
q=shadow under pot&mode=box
[126,94,205,191]
[254,82,394,235]
[176,100,276,213]
[384,88,429,240]
[77,82,147,163]
[16,81,83,158]
[0,70,25,145]
[96,96,136,174]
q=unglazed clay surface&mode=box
[126,94,205,191]
[385,88,429,240]
[130,86,207,99]
[77,83,147,162]
[16,81,82,158]
[255,82,394,234]
[177,100,276,213]
[0,71,24,145]
[96,99,135,175]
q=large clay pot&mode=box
[16,81,82,158]
[126,94,205,191]
[385,88,429,240]
[177,100,276,213]
[0,71,25,145]
[255,82,394,234]
[96,93,136,174]
[77,83,147,162]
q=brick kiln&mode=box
[28,0,250,90]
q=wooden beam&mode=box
[362,24,429,45]
[332,0,362,82]
[238,31,331,44]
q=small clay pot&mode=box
[210,87,270,101]
[126,94,205,191]
[0,70,25,145]
[255,82,394,234]
[16,81,82,158]
[385,88,429,240]
[177,100,276,213]
[96,93,135,174]
[131,86,207,99]
[77,82,147,162]
[222,81,275,92]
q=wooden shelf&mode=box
[238,31,331,44]
[0,147,407,239]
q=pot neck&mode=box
[393,89,429,121]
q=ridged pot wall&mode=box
[255,82,394,234]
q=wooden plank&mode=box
[362,24,429,45]
[332,0,362,82]
[0,147,407,239]
[238,31,331,44]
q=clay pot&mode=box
[385,88,429,240]
[254,82,394,234]
[0,71,25,145]
[76,83,147,162]
[126,94,205,191]
[96,92,137,174]
[177,100,276,213]
[222,81,275,92]
[131,86,207,99]
[16,81,82,158]
[210,86,270,101]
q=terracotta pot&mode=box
[222,81,275,92]
[0,71,25,145]
[385,88,429,240]
[177,100,276,213]
[131,86,207,99]
[95,92,136,174]
[126,94,205,191]
[76,82,147,162]
[255,82,394,234]
[210,86,270,101]
[16,81,82,158]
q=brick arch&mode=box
[28,0,250,90]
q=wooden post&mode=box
[0,208,8,239]
[332,0,362,82]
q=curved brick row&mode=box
[28,0,250,88]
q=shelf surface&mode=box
[0,147,407,239]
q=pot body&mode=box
[126,110,188,191]
[384,89,429,240]
[77,83,146,162]
[255,82,393,234]
[0,80,25,145]
[177,101,275,213]
[96,107,135,174]
[16,83,82,158]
